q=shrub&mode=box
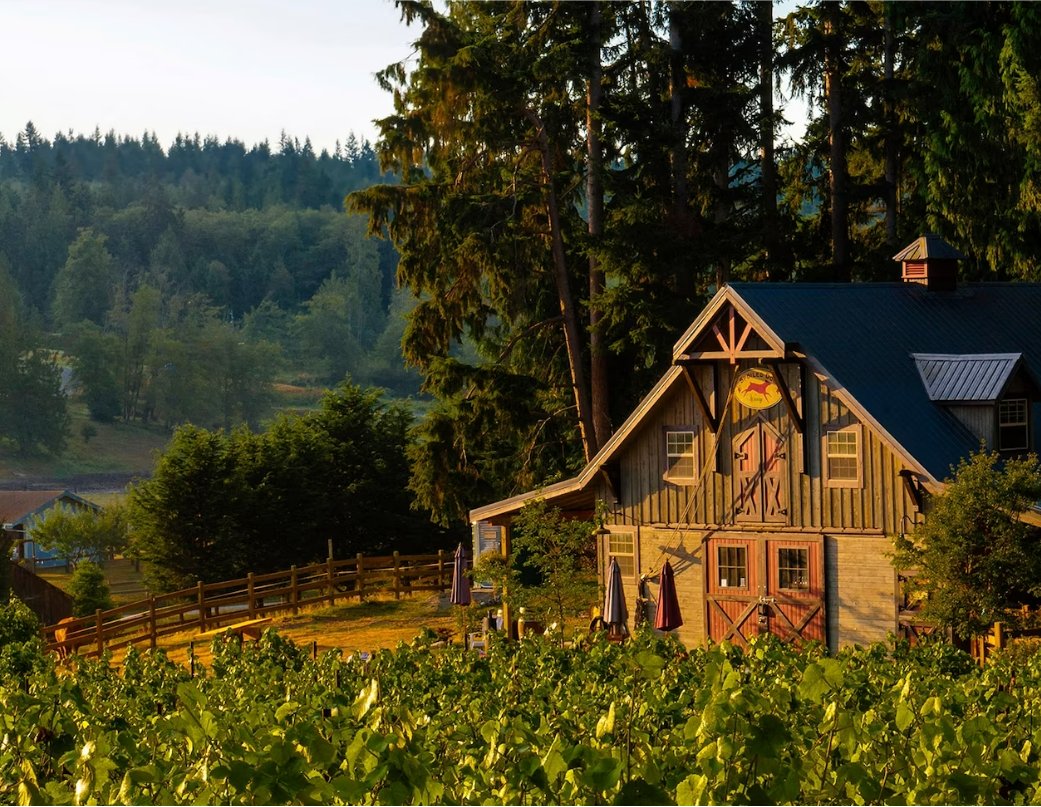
[69,561,112,616]
[0,596,44,679]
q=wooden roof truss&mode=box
[677,302,785,365]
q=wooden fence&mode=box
[11,562,73,625]
[970,617,1041,666]
[43,550,454,659]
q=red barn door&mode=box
[707,537,824,646]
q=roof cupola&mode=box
[893,234,966,292]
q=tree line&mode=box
[352,0,1041,524]
[0,125,421,455]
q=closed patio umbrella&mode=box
[450,543,471,606]
[603,557,628,632]
[654,560,683,632]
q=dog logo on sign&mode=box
[734,368,782,410]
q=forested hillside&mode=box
[0,126,416,458]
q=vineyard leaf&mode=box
[596,702,616,739]
[613,778,676,806]
[583,755,622,791]
[635,651,666,680]
[895,702,914,732]
[676,773,708,805]
[480,719,499,744]
[541,736,567,785]
[275,701,299,722]
[353,679,379,720]
[748,713,788,757]
[799,664,829,704]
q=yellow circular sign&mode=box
[734,368,782,410]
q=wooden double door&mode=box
[706,535,825,646]
[733,420,788,523]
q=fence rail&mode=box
[44,550,453,658]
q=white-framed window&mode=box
[999,398,1029,451]
[824,426,861,488]
[716,545,748,590]
[665,430,696,481]
[607,532,635,579]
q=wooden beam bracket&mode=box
[769,361,808,472]
[681,364,720,433]
[899,469,925,513]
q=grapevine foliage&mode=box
[1,630,1039,804]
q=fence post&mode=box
[149,597,157,650]
[291,565,299,615]
[95,608,104,656]
[247,572,256,619]
[327,557,335,606]
[438,549,445,593]
[356,553,365,601]
[393,551,401,600]
[197,581,206,630]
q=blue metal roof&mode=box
[730,282,1041,481]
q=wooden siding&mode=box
[947,405,994,447]
[824,534,896,651]
[611,361,922,536]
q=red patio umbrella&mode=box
[450,543,472,606]
[654,560,683,632]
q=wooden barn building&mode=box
[470,237,1041,651]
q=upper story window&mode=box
[999,398,1029,451]
[665,430,696,481]
[824,426,861,488]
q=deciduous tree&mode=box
[893,451,1041,640]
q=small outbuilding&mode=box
[1,489,101,569]
[471,237,1041,651]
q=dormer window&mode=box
[999,398,1029,451]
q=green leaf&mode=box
[635,651,667,680]
[541,736,567,785]
[895,702,914,732]
[595,702,616,739]
[676,773,708,806]
[353,679,379,721]
[275,700,299,722]
[613,778,676,806]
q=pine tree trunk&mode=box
[669,5,696,300]
[588,1,611,452]
[883,6,898,249]
[758,0,781,280]
[527,110,598,463]
[825,4,850,281]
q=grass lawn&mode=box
[42,561,485,666]
[38,557,147,607]
[0,401,169,482]
[113,594,472,667]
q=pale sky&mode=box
[0,1,806,155]
[0,0,415,153]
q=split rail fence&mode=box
[44,550,454,659]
